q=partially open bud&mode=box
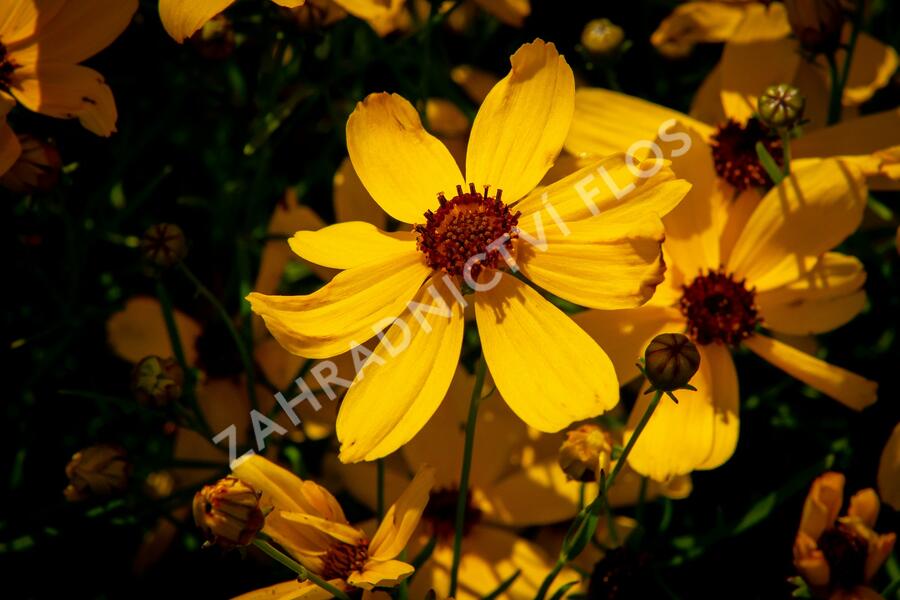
[64,445,130,502]
[644,333,701,392]
[131,355,184,407]
[581,18,625,56]
[758,84,806,129]
[784,0,847,55]
[558,424,613,482]
[140,223,187,268]
[0,134,62,194]
[193,477,264,548]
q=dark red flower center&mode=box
[710,118,782,191]
[422,486,482,540]
[0,42,17,88]
[680,269,761,346]
[415,184,519,280]
[818,523,868,591]
[321,539,370,580]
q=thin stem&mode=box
[376,458,385,521]
[828,4,863,126]
[779,129,792,177]
[448,352,488,598]
[177,261,258,413]
[608,391,663,488]
[252,539,352,600]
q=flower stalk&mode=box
[252,539,352,600]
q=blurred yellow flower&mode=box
[0,96,19,176]
[231,454,435,598]
[0,0,137,136]
[793,472,896,600]
[250,39,692,463]
[877,423,900,511]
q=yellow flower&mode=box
[249,39,692,463]
[231,455,435,598]
[0,0,137,136]
[337,366,690,599]
[794,472,896,600]
[0,96,20,176]
[877,423,900,511]
[159,0,406,43]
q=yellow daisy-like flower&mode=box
[793,472,896,600]
[0,0,137,137]
[231,454,435,598]
[249,39,692,463]
[569,151,878,479]
[877,423,900,511]
[159,0,406,43]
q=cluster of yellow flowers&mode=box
[15,0,896,598]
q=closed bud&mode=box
[581,18,625,57]
[0,134,62,194]
[644,333,701,392]
[140,223,187,268]
[558,424,613,482]
[758,84,806,129]
[131,355,184,406]
[64,445,130,502]
[193,477,264,548]
[189,14,235,60]
[784,0,847,55]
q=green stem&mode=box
[177,261,258,413]
[376,458,385,521]
[609,391,663,486]
[448,352,488,598]
[756,141,784,185]
[252,539,352,600]
[779,129,792,177]
[828,5,863,126]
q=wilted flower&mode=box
[0,135,62,194]
[64,445,130,502]
[192,476,265,548]
[558,423,613,482]
[132,355,184,406]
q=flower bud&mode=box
[784,0,847,55]
[758,84,806,129]
[64,445,130,502]
[189,14,235,60]
[581,18,625,56]
[0,134,62,194]
[644,333,701,392]
[140,223,187,268]
[131,355,184,407]
[558,424,613,482]
[193,477,264,548]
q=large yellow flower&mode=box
[570,152,878,480]
[231,454,435,598]
[249,39,692,463]
[159,0,406,42]
[0,0,137,137]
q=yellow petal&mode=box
[159,0,234,43]
[878,423,900,511]
[346,93,463,224]
[466,39,574,203]
[624,343,739,480]
[233,579,342,600]
[333,157,390,229]
[16,0,136,63]
[348,559,414,590]
[281,512,366,545]
[836,32,899,106]
[690,62,727,125]
[106,296,202,365]
[799,471,845,541]
[650,1,747,59]
[847,488,880,529]
[471,0,530,27]
[729,1,791,43]
[719,36,800,123]
[726,159,867,290]
[0,0,64,45]
[574,306,685,385]
[474,271,619,431]
[425,98,470,138]
[369,464,436,560]
[289,222,416,270]
[11,64,117,136]
[0,121,21,176]
[762,291,865,337]
[248,249,430,359]
[450,65,499,104]
[743,334,876,410]
[336,275,464,462]
[793,109,900,165]
[517,204,668,310]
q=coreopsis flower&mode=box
[193,476,265,548]
[337,367,691,599]
[0,0,137,136]
[159,0,406,42]
[878,424,900,511]
[581,18,626,57]
[642,332,701,393]
[231,455,435,597]
[650,1,898,131]
[0,133,61,193]
[64,444,130,502]
[571,156,878,481]
[558,423,612,482]
[132,355,184,407]
[794,472,896,599]
[249,39,692,463]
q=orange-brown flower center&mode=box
[414,184,519,280]
[818,523,868,590]
[680,269,761,346]
[710,118,782,191]
[321,539,370,580]
[422,486,482,540]
[0,42,17,88]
